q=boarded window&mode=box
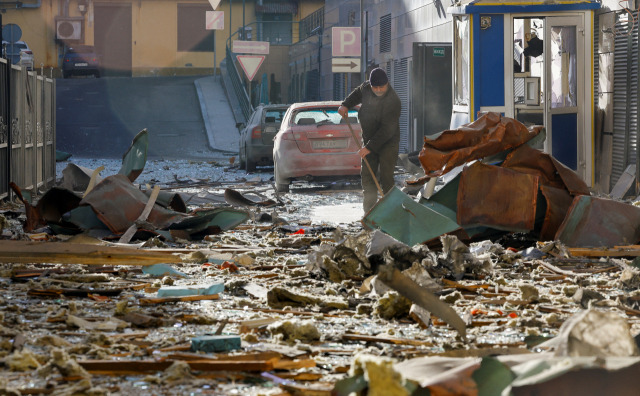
[177,4,214,52]
[380,14,391,53]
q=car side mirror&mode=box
[236,122,245,130]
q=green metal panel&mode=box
[362,187,460,246]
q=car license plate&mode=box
[311,139,348,149]
[75,62,88,67]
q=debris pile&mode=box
[1,117,640,394]
[366,112,640,249]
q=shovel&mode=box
[342,116,384,196]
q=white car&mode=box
[2,40,34,70]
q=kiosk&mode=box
[448,0,601,185]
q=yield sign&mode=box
[208,0,221,10]
[237,55,265,81]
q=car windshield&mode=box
[293,108,359,125]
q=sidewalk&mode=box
[194,76,240,154]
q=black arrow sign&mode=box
[333,61,357,68]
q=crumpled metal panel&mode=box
[224,188,277,208]
[501,144,590,196]
[145,190,187,213]
[555,195,640,247]
[63,205,110,231]
[539,185,575,242]
[35,187,82,224]
[169,207,250,236]
[59,163,101,192]
[457,162,539,232]
[118,129,148,183]
[80,174,184,234]
[362,187,460,246]
[418,112,543,177]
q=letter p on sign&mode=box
[332,27,361,57]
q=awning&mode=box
[256,0,297,14]
[448,0,600,15]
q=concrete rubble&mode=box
[1,117,640,394]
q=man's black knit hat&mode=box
[369,68,388,86]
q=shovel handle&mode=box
[342,115,384,196]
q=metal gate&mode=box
[610,10,639,192]
[0,58,56,201]
[393,58,410,154]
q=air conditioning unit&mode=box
[56,19,82,40]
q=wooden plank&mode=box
[78,359,274,374]
[139,294,219,305]
[569,245,640,257]
[0,240,183,265]
[273,358,316,370]
[342,333,433,347]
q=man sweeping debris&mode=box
[338,68,402,213]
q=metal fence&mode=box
[0,57,56,202]
[225,46,254,123]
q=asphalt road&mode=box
[56,76,217,160]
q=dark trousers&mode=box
[361,142,399,213]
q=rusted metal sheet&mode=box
[362,187,460,246]
[457,162,539,232]
[35,187,82,224]
[418,171,490,240]
[9,182,46,232]
[555,195,640,247]
[418,112,543,177]
[501,144,590,196]
[539,185,575,242]
[118,129,148,182]
[80,174,184,234]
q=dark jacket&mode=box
[341,81,401,154]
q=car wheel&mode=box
[274,162,289,193]
[94,71,100,78]
[63,71,70,78]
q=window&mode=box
[177,4,214,52]
[380,14,391,53]
[550,26,577,108]
[453,15,470,106]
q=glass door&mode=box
[544,16,584,171]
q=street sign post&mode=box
[331,27,361,57]
[331,58,361,73]
[205,11,224,79]
[232,40,269,55]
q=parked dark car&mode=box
[239,104,290,171]
[273,101,362,192]
[62,45,100,78]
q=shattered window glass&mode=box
[550,26,577,108]
[453,16,470,106]
[293,108,359,125]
